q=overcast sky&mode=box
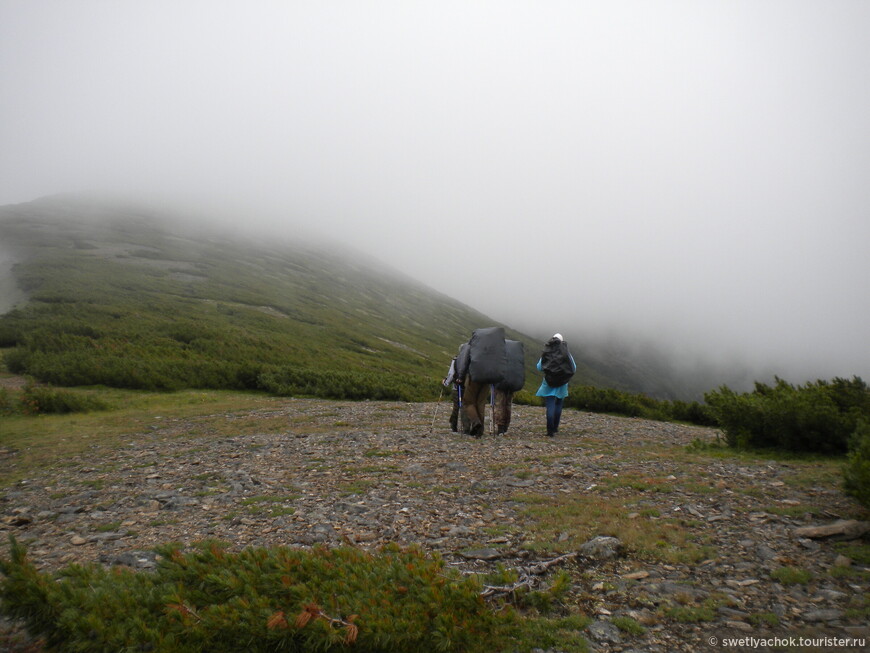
[1,1,868,384]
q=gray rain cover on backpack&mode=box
[454,342,471,381]
[468,326,507,384]
[497,339,525,392]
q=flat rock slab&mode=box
[794,520,870,540]
[459,548,503,561]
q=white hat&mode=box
[553,333,563,341]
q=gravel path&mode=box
[2,398,868,652]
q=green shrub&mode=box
[661,399,717,426]
[844,420,870,508]
[478,565,571,614]
[0,388,13,416]
[0,238,469,404]
[4,331,443,402]
[2,347,28,375]
[0,327,21,348]
[20,385,108,415]
[561,385,715,427]
[0,385,108,416]
[257,366,436,402]
[566,386,650,417]
[513,390,540,407]
[0,538,501,652]
[499,614,590,652]
[705,377,870,454]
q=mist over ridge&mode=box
[1,3,868,396]
[2,192,861,402]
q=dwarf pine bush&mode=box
[705,376,870,454]
[565,386,649,417]
[20,385,108,414]
[257,366,436,402]
[0,538,504,653]
[844,420,870,508]
[0,385,108,416]
[0,388,13,416]
[562,385,714,426]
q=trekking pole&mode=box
[429,386,445,435]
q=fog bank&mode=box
[1,2,868,388]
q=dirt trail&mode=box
[1,398,868,652]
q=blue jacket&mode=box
[535,355,576,398]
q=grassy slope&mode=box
[0,195,610,399]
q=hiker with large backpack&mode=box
[455,327,507,437]
[536,333,576,437]
[443,345,470,433]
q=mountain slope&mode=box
[0,196,610,399]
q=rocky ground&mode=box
[1,398,869,652]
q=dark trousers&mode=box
[544,396,564,435]
[449,386,470,433]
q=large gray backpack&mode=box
[467,327,507,384]
[497,340,525,392]
[541,338,574,387]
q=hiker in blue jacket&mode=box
[536,333,576,437]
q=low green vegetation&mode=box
[845,593,870,621]
[0,206,531,404]
[762,504,824,519]
[0,384,108,415]
[703,376,870,507]
[240,495,299,517]
[0,203,722,429]
[1,200,869,651]
[833,542,870,566]
[844,419,870,508]
[829,565,870,581]
[770,566,813,585]
[562,385,716,426]
[663,604,717,623]
[515,492,716,564]
[705,376,870,454]
[500,615,590,652]
[0,388,284,485]
[611,615,646,635]
[0,537,585,653]
[748,612,780,627]
[602,472,674,494]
